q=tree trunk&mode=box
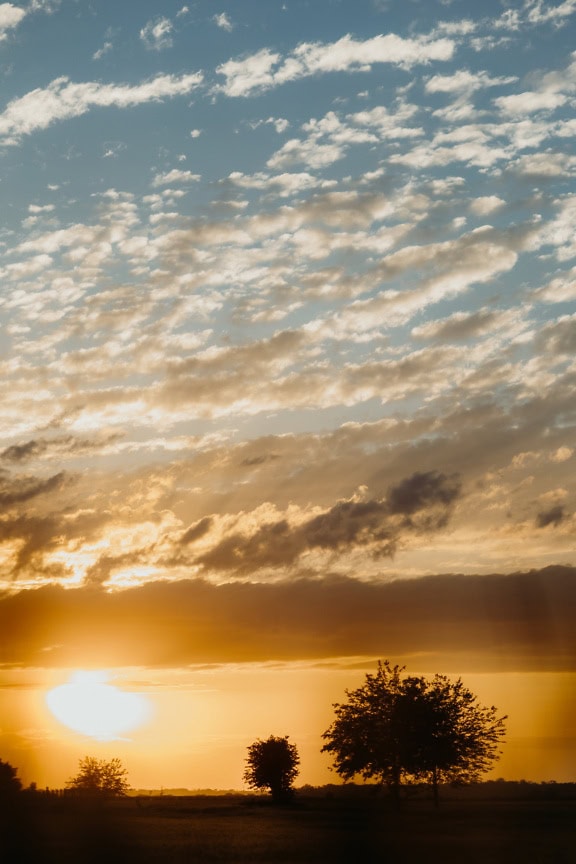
[432,766,439,807]
[390,766,401,809]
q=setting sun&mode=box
[45,671,152,741]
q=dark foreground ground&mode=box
[2,788,575,863]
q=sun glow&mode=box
[46,671,152,740]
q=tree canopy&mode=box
[66,756,130,796]
[0,759,22,799]
[244,735,300,802]
[321,661,506,804]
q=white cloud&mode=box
[525,0,576,26]
[227,171,334,197]
[495,90,567,114]
[93,41,113,61]
[470,196,506,216]
[213,12,234,32]
[216,48,280,99]
[425,69,517,94]
[0,73,204,144]
[535,267,576,303]
[190,128,202,138]
[216,32,454,97]
[267,104,421,171]
[510,152,576,177]
[152,169,201,187]
[0,3,26,41]
[28,204,55,214]
[267,137,346,171]
[267,116,289,134]
[140,17,174,51]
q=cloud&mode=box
[213,12,234,32]
[536,314,576,355]
[525,0,576,26]
[195,471,461,575]
[180,516,213,545]
[425,69,517,94]
[93,41,113,61]
[0,433,122,463]
[140,16,174,51]
[386,470,461,516]
[227,170,336,197]
[495,91,567,115]
[536,505,566,528]
[0,469,68,507]
[412,309,501,342]
[469,196,505,216]
[509,152,576,178]
[0,3,26,41]
[0,566,574,670]
[0,73,204,144]
[215,32,454,97]
[152,169,201,187]
[266,103,422,170]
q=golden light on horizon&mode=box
[45,671,152,741]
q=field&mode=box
[2,788,575,863]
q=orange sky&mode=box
[2,658,576,790]
[2,565,576,789]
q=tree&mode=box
[66,756,130,796]
[244,735,300,802]
[0,759,22,799]
[321,661,506,805]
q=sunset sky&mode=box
[0,0,575,792]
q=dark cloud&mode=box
[1,566,574,671]
[0,433,122,463]
[387,470,461,516]
[197,471,462,574]
[0,470,68,507]
[180,516,213,545]
[240,454,280,467]
[0,440,49,463]
[536,505,566,528]
[0,508,112,577]
[0,514,64,574]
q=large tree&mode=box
[244,735,300,802]
[66,756,130,796]
[321,661,506,805]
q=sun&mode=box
[46,671,152,740]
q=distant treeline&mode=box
[86,780,576,802]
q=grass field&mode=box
[2,790,575,863]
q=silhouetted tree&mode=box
[0,759,22,799]
[244,735,300,802]
[321,661,506,805]
[66,756,129,796]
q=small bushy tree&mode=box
[322,661,506,805]
[66,756,129,796]
[244,735,300,802]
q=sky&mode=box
[0,0,575,791]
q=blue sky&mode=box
[1,0,576,791]
[1,0,575,584]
